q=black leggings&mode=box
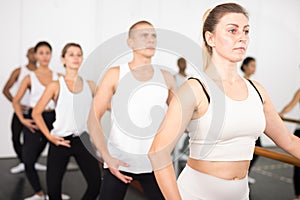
[23,110,55,193]
[99,169,164,200]
[294,129,300,196]
[11,112,24,162]
[47,133,101,200]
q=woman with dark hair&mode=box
[241,57,256,79]
[2,47,47,174]
[13,41,59,200]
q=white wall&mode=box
[0,0,300,157]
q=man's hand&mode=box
[106,157,133,184]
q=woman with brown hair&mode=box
[32,43,101,200]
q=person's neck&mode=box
[26,62,37,71]
[64,68,79,81]
[129,54,152,70]
[179,70,187,77]
[205,56,239,84]
[243,74,251,80]
[37,65,50,72]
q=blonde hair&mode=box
[202,3,248,69]
[202,9,212,71]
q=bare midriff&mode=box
[187,157,250,180]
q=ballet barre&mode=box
[254,116,300,167]
[131,116,300,192]
[281,117,300,124]
[254,146,300,167]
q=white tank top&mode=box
[106,63,169,173]
[175,73,188,87]
[29,72,58,110]
[51,76,93,137]
[188,78,266,161]
[15,66,31,106]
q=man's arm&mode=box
[2,67,21,102]
[88,67,133,183]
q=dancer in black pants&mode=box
[32,43,101,200]
[279,89,300,200]
[88,20,176,200]
[12,41,60,200]
[2,47,48,174]
[100,169,163,199]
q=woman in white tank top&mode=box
[241,56,262,184]
[2,47,38,174]
[32,43,101,200]
[149,3,300,200]
[280,91,300,200]
[12,41,59,200]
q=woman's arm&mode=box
[149,79,206,199]
[254,81,300,159]
[161,69,177,105]
[279,89,300,116]
[31,81,70,147]
[87,67,132,184]
[12,75,38,132]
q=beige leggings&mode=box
[177,165,249,200]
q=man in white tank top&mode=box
[88,20,176,199]
[2,47,46,174]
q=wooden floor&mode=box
[0,147,296,199]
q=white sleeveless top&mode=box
[29,72,58,110]
[106,63,169,173]
[15,66,31,107]
[188,78,266,161]
[51,76,92,137]
[175,73,188,87]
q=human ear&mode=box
[205,31,215,47]
[61,57,66,67]
[127,38,134,49]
